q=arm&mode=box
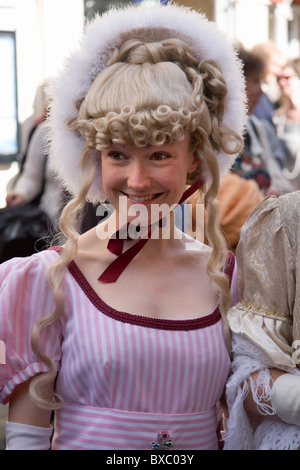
[6,192,26,207]
[244,368,286,422]
[8,378,53,427]
[6,377,54,450]
[10,124,47,203]
[0,254,62,449]
[244,368,300,428]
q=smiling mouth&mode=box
[122,192,162,202]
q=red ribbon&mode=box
[98,179,204,283]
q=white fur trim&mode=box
[47,3,246,202]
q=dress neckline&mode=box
[67,260,222,331]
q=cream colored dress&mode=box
[224,191,300,450]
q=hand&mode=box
[6,192,25,207]
[270,373,300,426]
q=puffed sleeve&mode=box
[0,250,62,404]
[227,192,300,371]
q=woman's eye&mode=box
[152,152,169,161]
[108,151,125,160]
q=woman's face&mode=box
[100,134,198,227]
[277,66,300,99]
[246,70,263,114]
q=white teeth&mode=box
[129,194,157,202]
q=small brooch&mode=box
[151,430,174,450]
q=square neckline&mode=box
[67,259,224,331]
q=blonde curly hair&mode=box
[30,37,243,410]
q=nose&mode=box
[127,160,152,191]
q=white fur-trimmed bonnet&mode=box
[47,2,246,203]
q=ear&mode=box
[187,149,200,174]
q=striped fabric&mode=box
[54,405,219,450]
[0,250,234,450]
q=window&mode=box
[0,31,19,163]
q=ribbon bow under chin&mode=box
[98,179,204,283]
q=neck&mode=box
[96,209,179,244]
[97,179,204,283]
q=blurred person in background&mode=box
[5,96,99,234]
[195,47,292,253]
[190,47,290,252]
[0,105,64,263]
[19,82,49,157]
[274,58,300,190]
[5,119,63,231]
[231,48,292,197]
[252,41,285,127]
[5,118,102,236]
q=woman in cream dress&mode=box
[224,190,300,450]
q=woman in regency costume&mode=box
[0,3,246,450]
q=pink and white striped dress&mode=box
[0,249,234,450]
